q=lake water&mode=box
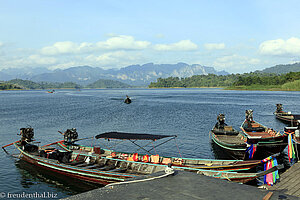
[1,88,299,199]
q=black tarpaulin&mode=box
[95,132,176,140]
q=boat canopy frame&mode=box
[95,132,178,155]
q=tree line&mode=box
[148,72,300,89]
[0,79,81,90]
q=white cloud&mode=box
[85,51,140,67]
[259,37,300,56]
[96,35,150,50]
[41,41,87,55]
[40,35,150,56]
[154,40,198,51]
[204,43,225,50]
[213,54,260,72]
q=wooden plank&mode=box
[262,192,273,200]
[270,162,300,195]
[285,178,300,196]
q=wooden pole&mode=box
[2,140,19,149]
[41,140,64,147]
[263,192,273,200]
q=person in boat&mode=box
[124,95,131,104]
[215,114,227,129]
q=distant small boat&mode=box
[124,95,131,104]
[47,90,55,93]
[274,104,300,126]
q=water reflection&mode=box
[15,160,99,195]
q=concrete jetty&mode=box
[65,171,297,200]
[267,161,300,198]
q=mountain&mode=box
[0,63,228,86]
[86,79,133,88]
[259,62,300,74]
[31,66,112,86]
[1,67,52,80]
[115,63,228,85]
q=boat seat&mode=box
[97,165,115,171]
[84,163,105,169]
[75,161,96,167]
[66,160,86,166]
[108,168,127,172]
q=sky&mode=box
[1,0,300,73]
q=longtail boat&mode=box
[59,129,281,172]
[210,114,248,160]
[274,104,300,126]
[240,110,288,157]
[2,128,282,185]
[3,128,171,185]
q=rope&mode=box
[174,138,182,158]
[151,141,157,154]
[105,167,175,188]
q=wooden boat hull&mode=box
[274,111,297,125]
[58,142,261,172]
[173,164,282,184]
[210,131,247,160]
[14,143,166,185]
[240,120,288,157]
[4,140,282,185]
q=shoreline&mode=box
[1,87,300,91]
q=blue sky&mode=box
[1,0,300,73]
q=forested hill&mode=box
[85,79,133,88]
[5,79,81,90]
[149,74,238,88]
[0,81,22,90]
[0,78,134,90]
[149,72,300,91]
[259,63,300,74]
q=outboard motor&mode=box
[215,114,227,129]
[19,127,38,152]
[276,104,283,113]
[19,127,34,144]
[64,128,78,145]
[245,109,254,123]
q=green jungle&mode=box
[1,71,300,91]
[149,71,300,91]
[0,79,133,90]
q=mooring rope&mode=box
[105,167,175,188]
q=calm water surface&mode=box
[0,88,299,199]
